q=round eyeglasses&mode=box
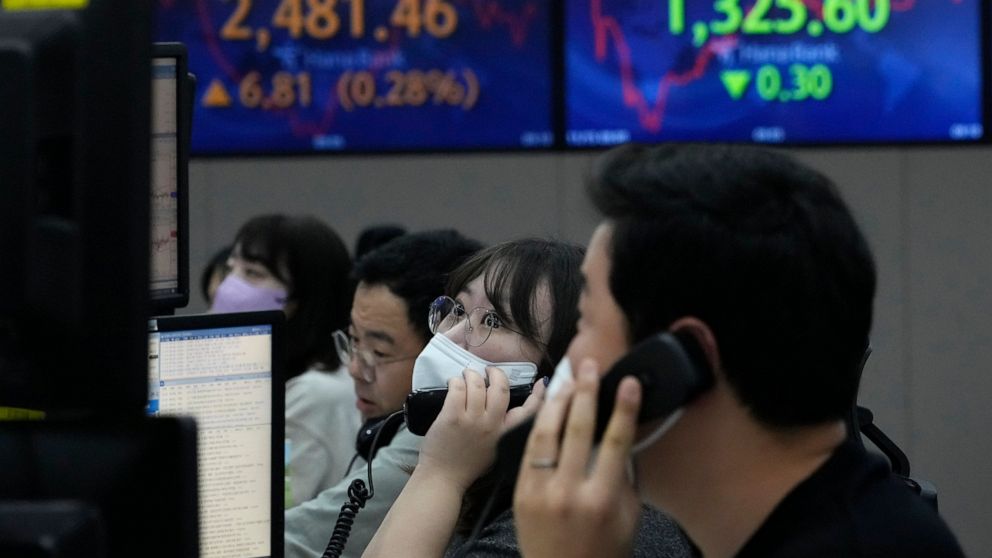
[428,295,525,348]
[333,329,418,383]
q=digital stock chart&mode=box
[156,0,552,153]
[156,0,986,152]
[565,0,984,145]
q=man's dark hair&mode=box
[354,224,407,261]
[235,214,352,378]
[352,229,483,343]
[446,238,584,379]
[588,143,876,428]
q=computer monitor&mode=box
[564,0,987,145]
[154,0,556,154]
[0,500,104,558]
[148,311,285,558]
[150,42,190,313]
[0,417,199,558]
[0,0,151,414]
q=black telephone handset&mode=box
[494,331,713,471]
[593,330,713,441]
[405,385,533,436]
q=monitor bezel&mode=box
[0,0,152,415]
[0,416,200,558]
[150,310,286,558]
[150,42,190,313]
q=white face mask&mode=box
[411,333,538,391]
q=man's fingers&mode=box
[557,358,600,478]
[592,376,641,484]
[519,378,574,485]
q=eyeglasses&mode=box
[428,295,525,348]
[333,329,418,383]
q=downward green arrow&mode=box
[720,70,752,100]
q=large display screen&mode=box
[155,0,553,154]
[565,0,985,146]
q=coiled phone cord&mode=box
[320,411,403,558]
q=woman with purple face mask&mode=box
[211,214,359,508]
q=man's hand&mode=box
[513,358,642,558]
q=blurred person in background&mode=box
[212,214,357,507]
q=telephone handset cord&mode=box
[320,411,404,558]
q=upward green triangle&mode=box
[720,70,751,100]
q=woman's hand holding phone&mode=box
[366,368,545,558]
[513,358,642,558]
[419,366,545,491]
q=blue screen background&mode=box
[155,0,553,154]
[565,0,984,145]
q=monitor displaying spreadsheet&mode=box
[148,311,284,558]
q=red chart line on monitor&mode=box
[461,0,541,48]
[590,0,735,134]
[193,0,242,84]
[588,0,938,135]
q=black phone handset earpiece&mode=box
[405,384,533,436]
[593,330,714,442]
[494,331,714,476]
[320,410,404,558]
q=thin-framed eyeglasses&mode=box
[428,295,527,348]
[333,329,418,383]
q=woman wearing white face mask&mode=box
[363,239,692,558]
[211,214,360,508]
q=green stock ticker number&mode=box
[719,63,833,102]
[667,0,891,47]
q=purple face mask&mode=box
[210,274,287,314]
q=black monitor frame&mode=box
[0,0,152,415]
[150,42,190,314]
[0,417,199,558]
[0,500,104,557]
[150,310,286,558]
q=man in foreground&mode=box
[515,144,964,557]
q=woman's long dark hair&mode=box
[445,238,583,537]
[234,214,352,379]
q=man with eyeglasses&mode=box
[285,229,481,558]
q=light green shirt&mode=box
[284,423,422,558]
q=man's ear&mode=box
[667,316,721,379]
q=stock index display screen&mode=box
[155,0,553,154]
[565,0,985,146]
